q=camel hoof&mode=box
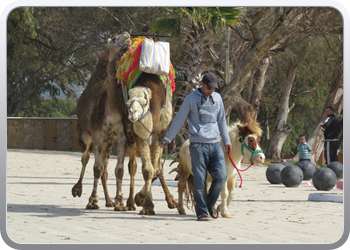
[126,198,136,211]
[126,205,136,211]
[139,208,155,215]
[114,206,128,211]
[105,201,115,208]
[71,184,82,197]
[86,203,99,209]
[134,192,145,207]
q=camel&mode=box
[72,32,136,210]
[173,121,265,218]
[72,32,177,215]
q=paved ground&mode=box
[5,149,346,248]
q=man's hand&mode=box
[225,144,232,154]
[159,139,170,148]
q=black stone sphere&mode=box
[327,161,343,180]
[312,168,337,191]
[266,163,286,184]
[297,161,316,180]
[280,165,303,187]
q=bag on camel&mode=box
[139,38,170,76]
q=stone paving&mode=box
[5,149,346,247]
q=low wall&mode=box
[7,117,80,151]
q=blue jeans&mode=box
[189,142,227,218]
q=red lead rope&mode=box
[227,150,253,188]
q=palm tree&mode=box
[152,7,240,148]
[152,7,240,90]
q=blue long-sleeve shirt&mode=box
[164,88,230,146]
[297,142,312,160]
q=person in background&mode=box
[297,135,311,162]
[160,72,232,221]
[320,106,341,164]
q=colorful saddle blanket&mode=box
[116,37,176,94]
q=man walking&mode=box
[161,72,231,221]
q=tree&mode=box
[292,57,343,164]
[18,98,76,117]
[152,7,240,93]
[219,7,343,160]
[152,7,240,149]
[265,55,299,159]
[7,7,166,117]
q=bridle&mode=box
[128,99,150,121]
[109,34,129,51]
[240,135,264,163]
[227,134,264,188]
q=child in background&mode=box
[297,135,312,161]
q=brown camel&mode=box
[105,39,176,214]
[72,32,177,215]
[72,32,136,210]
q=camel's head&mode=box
[126,87,152,122]
[107,31,132,62]
[237,122,265,166]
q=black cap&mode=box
[202,72,218,89]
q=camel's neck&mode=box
[107,52,123,78]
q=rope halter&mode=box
[127,98,150,121]
[240,135,264,163]
[109,33,130,51]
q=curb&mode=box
[308,193,343,203]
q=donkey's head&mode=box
[237,122,265,166]
[126,87,152,122]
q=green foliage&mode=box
[152,7,240,36]
[18,97,76,117]
[7,7,166,117]
[7,7,343,159]
[258,34,339,158]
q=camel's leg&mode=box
[134,139,155,215]
[150,141,177,209]
[72,131,92,198]
[100,143,115,208]
[125,143,137,211]
[86,136,110,209]
[114,136,127,211]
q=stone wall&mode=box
[7,118,80,151]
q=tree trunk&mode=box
[222,8,310,117]
[233,57,270,123]
[266,126,292,160]
[251,57,270,107]
[292,58,343,164]
[266,60,298,159]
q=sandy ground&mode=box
[5,149,345,247]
